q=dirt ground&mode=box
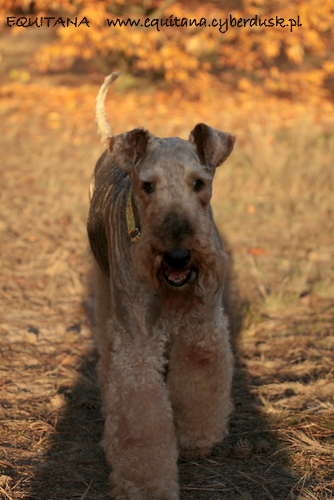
[0,28,334,500]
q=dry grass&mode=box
[0,30,333,500]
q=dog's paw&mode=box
[179,445,212,460]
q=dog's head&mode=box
[106,124,235,311]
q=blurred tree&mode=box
[2,0,334,100]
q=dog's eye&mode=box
[193,179,204,192]
[142,182,155,194]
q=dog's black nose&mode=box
[163,248,191,269]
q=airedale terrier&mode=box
[87,72,236,500]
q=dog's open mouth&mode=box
[163,268,196,287]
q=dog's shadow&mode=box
[24,267,302,500]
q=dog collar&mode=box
[126,186,141,243]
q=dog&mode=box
[87,72,235,499]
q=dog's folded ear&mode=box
[108,128,152,172]
[189,123,236,169]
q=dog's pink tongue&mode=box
[168,270,187,280]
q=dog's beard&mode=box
[132,239,228,314]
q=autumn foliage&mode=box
[2,0,334,103]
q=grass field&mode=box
[0,29,333,500]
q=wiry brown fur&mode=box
[88,73,236,500]
[132,229,229,314]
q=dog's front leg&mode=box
[167,309,234,459]
[100,328,179,500]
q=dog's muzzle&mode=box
[162,248,196,287]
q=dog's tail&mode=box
[95,72,121,145]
